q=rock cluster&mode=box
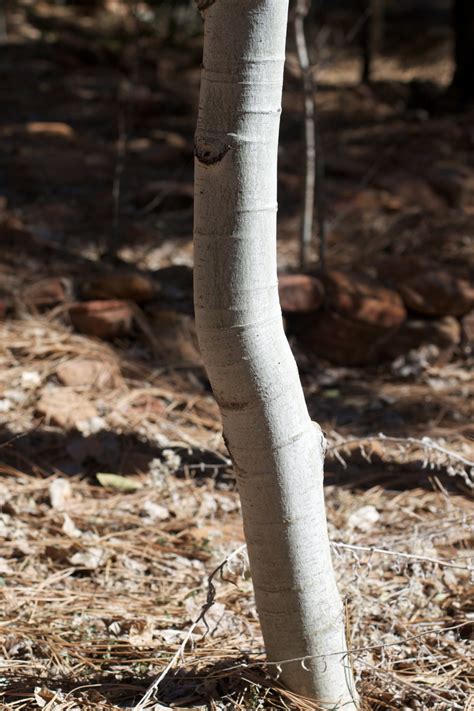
[281,260,473,365]
[15,258,472,367]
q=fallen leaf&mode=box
[96,473,142,492]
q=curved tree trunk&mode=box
[193,0,357,706]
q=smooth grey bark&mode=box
[194,0,357,706]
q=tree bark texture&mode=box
[194,1,357,706]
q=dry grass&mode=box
[0,317,472,711]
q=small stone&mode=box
[69,300,134,339]
[142,500,170,522]
[21,371,42,389]
[69,546,107,570]
[377,258,474,317]
[49,478,73,511]
[36,389,98,430]
[278,273,324,313]
[56,358,118,389]
[0,399,12,413]
[348,505,380,532]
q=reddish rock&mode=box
[381,316,461,364]
[23,277,71,307]
[324,270,406,328]
[293,309,401,365]
[82,273,155,304]
[278,274,324,313]
[377,258,474,317]
[292,271,406,365]
[69,300,134,339]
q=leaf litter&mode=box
[0,317,472,710]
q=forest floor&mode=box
[0,2,473,710]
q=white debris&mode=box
[348,505,380,532]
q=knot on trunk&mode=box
[195,136,231,165]
[195,0,217,10]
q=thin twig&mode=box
[253,621,471,668]
[326,433,474,487]
[331,541,473,572]
[132,545,247,710]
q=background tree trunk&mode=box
[360,0,384,84]
[194,0,357,706]
[451,0,474,103]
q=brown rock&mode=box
[292,272,406,365]
[36,389,98,430]
[82,273,154,304]
[381,316,461,363]
[377,258,474,317]
[324,271,406,328]
[278,274,324,313]
[56,358,119,389]
[23,278,71,307]
[293,309,400,365]
[69,300,134,339]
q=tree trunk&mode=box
[193,1,357,706]
[360,0,384,84]
[294,0,315,270]
[451,0,474,103]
